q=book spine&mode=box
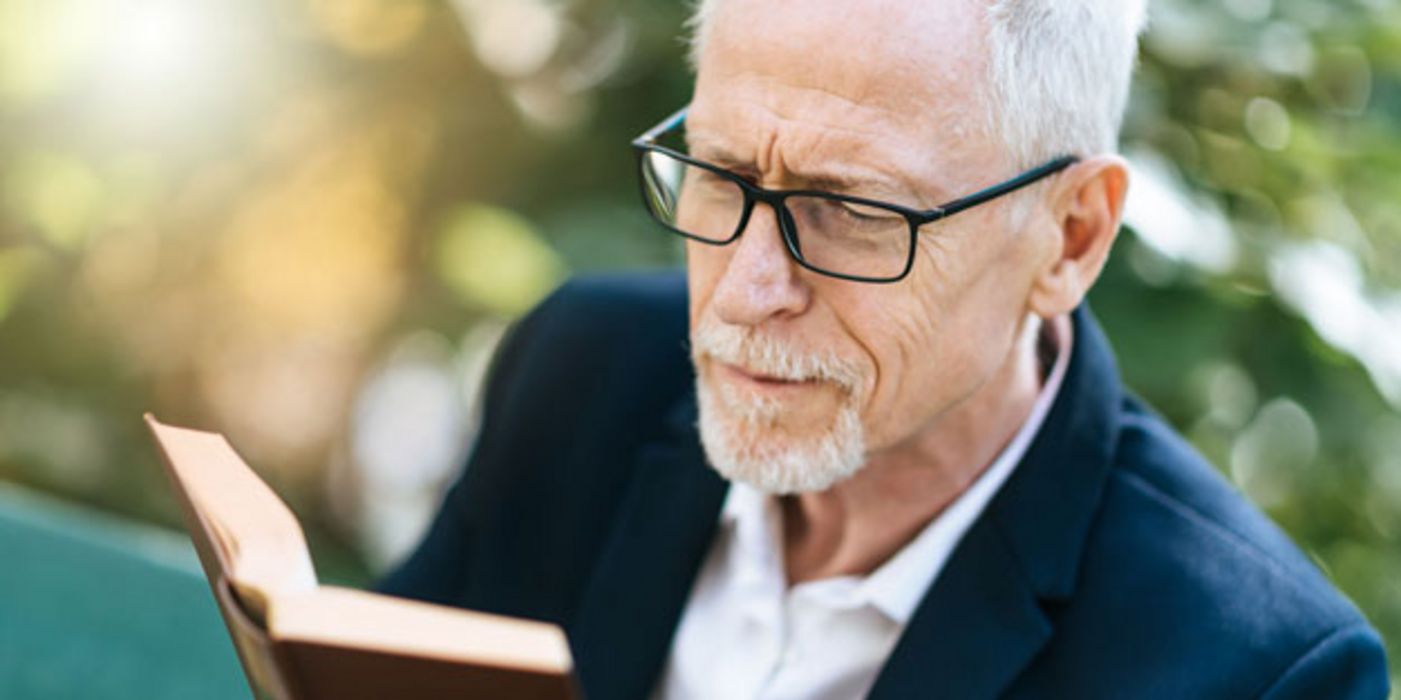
[213,576,300,700]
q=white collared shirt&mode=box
[653,315,1073,700]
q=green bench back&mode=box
[0,481,248,699]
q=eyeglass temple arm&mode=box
[933,155,1080,219]
[635,106,690,145]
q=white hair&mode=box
[686,0,1149,167]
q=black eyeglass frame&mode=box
[631,105,1080,283]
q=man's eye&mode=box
[838,201,900,222]
[686,169,731,190]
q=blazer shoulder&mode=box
[1111,396,1335,602]
[1072,396,1387,693]
[375,271,695,618]
[1257,622,1389,700]
[489,270,693,431]
[524,270,689,348]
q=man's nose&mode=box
[709,202,812,327]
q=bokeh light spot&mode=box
[1245,97,1292,151]
[307,0,427,57]
[3,151,104,250]
[435,203,565,316]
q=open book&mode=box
[144,414,579,700]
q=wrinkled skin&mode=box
[682,0,1130,581]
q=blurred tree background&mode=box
[0,0,1396,686]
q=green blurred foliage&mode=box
[1110,1,1401,677]
[0,0,1396,684]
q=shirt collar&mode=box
[716,314,1075,625]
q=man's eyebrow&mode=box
[687,139,754,173]
[688,137,932,205]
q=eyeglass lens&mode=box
[639,149,912,280]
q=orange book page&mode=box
[145,415,317,619]
[270,586,573,675]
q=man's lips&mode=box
[715,361,817,390]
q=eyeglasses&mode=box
[631,105,1078,283]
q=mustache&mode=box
[689,319,864,391]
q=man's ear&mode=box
[1026,154,1129,318]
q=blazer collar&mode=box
[567,396,728,700]
[868,303,1123,699]
[570,303,1123,700]
[990,303,1122,600]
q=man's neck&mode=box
[781,314,1049,586]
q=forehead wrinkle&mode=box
[688,85,949,204]
[693,0,1000,199]
[700,0,988,122]
[688,76,903,153]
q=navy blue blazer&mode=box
[377,272,1389,699]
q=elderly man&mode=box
[379,0,1389,697]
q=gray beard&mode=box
[694,373,867,495]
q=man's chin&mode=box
[695,387,868,495]
[703,441,867,495]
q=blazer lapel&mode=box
[869,304,1124,699]
[867,515,1052,700]
[568,395,729,700]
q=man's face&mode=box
[686,0,1056,493]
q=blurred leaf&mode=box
[435,203,566,316]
